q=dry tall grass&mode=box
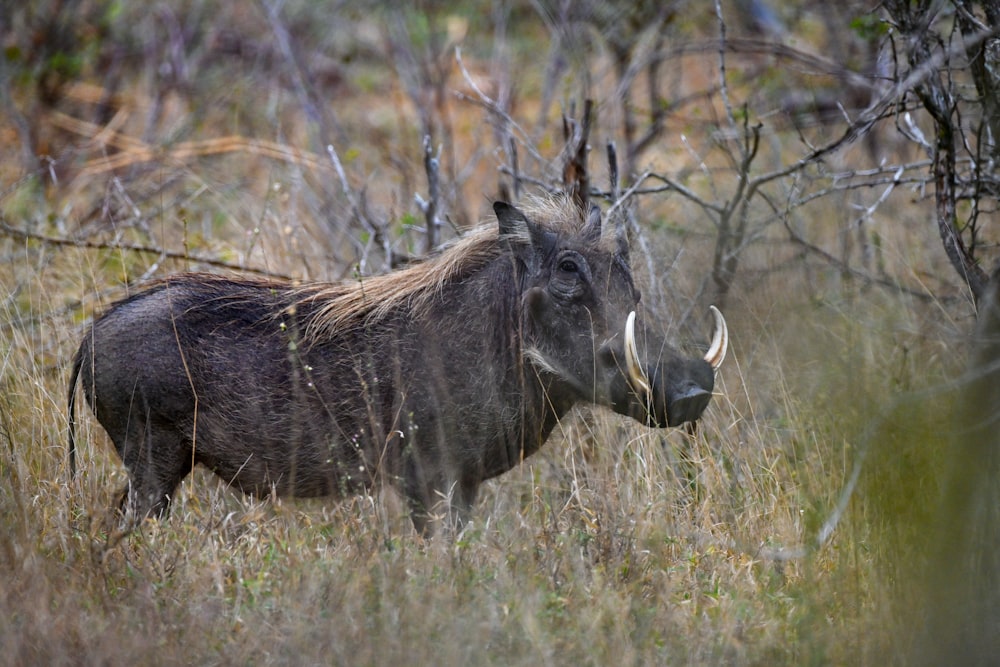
[0,2,985,664]
[0,215,966,664]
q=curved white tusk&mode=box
[625,311,652,395]
[704,305,728,371]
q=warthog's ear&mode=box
[494,201,552,271]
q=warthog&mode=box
[68,197,727,532]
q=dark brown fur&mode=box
[68,197,718,532]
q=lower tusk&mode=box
[704,305,729,371]
[625,311,652,395]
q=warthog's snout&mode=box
[612,306,727,428]
[614,359,715,428]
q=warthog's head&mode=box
[496,200,726,428]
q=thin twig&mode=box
[454,47,547,167]
[0,217,292,280]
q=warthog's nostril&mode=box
[667,385,713,427]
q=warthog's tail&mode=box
[67,346,83,478]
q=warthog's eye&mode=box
[549,250,591,301]
[559,259,579,273]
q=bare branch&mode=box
[327,143,394,273]
[561,99,594,213]
[0,216,292,280]
[454,47,546,166]
[417,135,442,253]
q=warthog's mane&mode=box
[292,195,599,341]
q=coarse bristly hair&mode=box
[292,194,609,340]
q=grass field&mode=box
[0,2,989,664]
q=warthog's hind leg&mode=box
[113,413,193,520]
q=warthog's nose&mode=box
[666,384,713,427]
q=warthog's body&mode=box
[68,198,726,531]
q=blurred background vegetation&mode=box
[2,0,999,664]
